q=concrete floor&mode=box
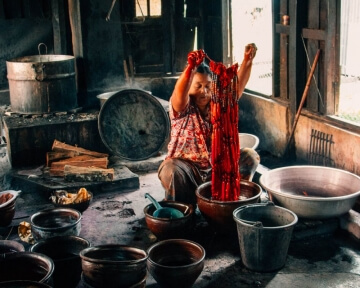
[1,150,360,287]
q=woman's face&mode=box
[189,72,212,107]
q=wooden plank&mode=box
[302,28,326,41]
[64,165,114,182]
[52,139,109,158]
[279,32,289,100]
[50,156,109,176]
[275,24,290,35]
[323,0,338,115]
[221,0,231,66]
[161,0,173,73]
[288,0,307,126]
[46,151,80,167]
[51,0,67,54]
[22,0,31,17]
[50,155,109,169]
[306,0,321,112]
[0,1,5,18]
[272,0,282,99]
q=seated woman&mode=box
[158,45,259,207]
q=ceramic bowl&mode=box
[0,240,25,258]
[51,191,93,213]
[143,200,194,240]
[0,252,54,284]
[30,208,82,241]
[196,180,262,234]
[0,280,52,288]
[30,235,91,288]
[0,190,19,227]
[147,239,205,288]
[80,244,148,288]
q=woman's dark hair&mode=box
[196,62,212,75]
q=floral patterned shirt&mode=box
[166,98,212,169]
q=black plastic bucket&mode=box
[233,202,298,272]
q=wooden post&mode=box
[284,49,321,156]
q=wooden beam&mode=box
[306,0,321,112]
[221,0,231,66]
[302,28,326,41]
[323,0,338,115]
[68,0,83,58]
[275,24,290,35]
[272,0,282,99]
[288,0,307,125]
[51,0,67,54]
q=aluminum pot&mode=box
[259,165,360,219]
[6,52,77,114]
[97,89,152,109]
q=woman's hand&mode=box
[236,43,257,99]
[187,49,206,69]
[244,43,257,62]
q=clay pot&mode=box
[147,239,205,288]
[0,252,54,284]
[30,208,82,241]
[0,200,15,227]
[195,180,262,234]
[143,200,194,240]
[0,240,25,258]
[80,244,148,288]
[30,235,91,288]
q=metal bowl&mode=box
[30,208,82,241]
[259,165,360,219]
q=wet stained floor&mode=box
[1,169,359,288]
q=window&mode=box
[136,0,161,17]
[231,0,273,96]
[338,0,360,124]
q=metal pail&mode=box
[6,53,77,114]
[233,202,298,272]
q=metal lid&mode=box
[98,89,169,161]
